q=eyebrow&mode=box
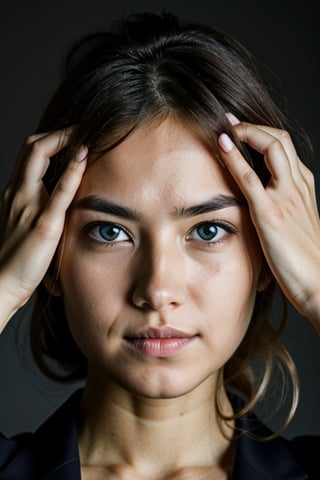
[175,194,245,217]
[72,194,244,221]
[72,196,143,221]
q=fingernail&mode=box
[76,145,88,162]
[226,112,241,126]
[218,133,234,153]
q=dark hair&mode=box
[30,11,302,433]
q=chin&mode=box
[115,366,218,400]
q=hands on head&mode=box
[1,115,320,336]
[0,129,87,332]
[219,115,320,331]
[0,13,319,441]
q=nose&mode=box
[131,241,187,311]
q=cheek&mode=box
[57,252,128,354]
[198,235,261,341]
[206,258,257,329]
[197,240,260,305]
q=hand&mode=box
[218,117,320,332]
[0,129,87,332]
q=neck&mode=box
[78,373,235,477]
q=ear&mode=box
[43,271,62,297]
[257,263,273,292]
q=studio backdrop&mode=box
[0,0,319,439]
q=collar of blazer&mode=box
[0,390,81,480]
[0,389,308,480]
[230,393,308,480]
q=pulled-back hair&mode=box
[30,11,302,434]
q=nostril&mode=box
[131,287,184,311]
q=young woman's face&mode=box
[58,117,262,399]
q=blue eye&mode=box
[196,224,219,241]
[187,222,232,243]
[86,223,130,244]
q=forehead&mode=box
[75,117,242,204]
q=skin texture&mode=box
[221,115,320,330]
[58,117,262,399]
[0,130,87,331]
[0,113,319,478]
[49,117,262,478]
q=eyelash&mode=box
[83,222,132,246]
[83,220,236,246]
[186,220,236,245]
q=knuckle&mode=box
[6,191,40,225]
[28,138,45,156]
[298,163,315,190]
[9,190,26,210]
[266,138,282,155]
[243,169,258,187]
[23,133,39,146]
[279,130,291,143]
[7,197,36,226]
[35,214,58,240]
[54,179,69,197]
[304,167,315,185]
[242,123,249,143]
[18,204,37,224]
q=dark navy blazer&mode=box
[0,390,319,479]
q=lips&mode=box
[125,326,194,340]
[124,327,197,357]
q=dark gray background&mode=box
[0,0,319,439]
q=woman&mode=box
[0,11,319,479]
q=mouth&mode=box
[124,327,198,358]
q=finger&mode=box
[39,146,88,238]
[11,128,74,195]
[227,117,315,200]
[246,124,305,182]
[243,125,316,201]
[23,128,74,187]
[218,133,269,211]
[226,115,299,176]
[232,122,292,183]
[4,132,50,198]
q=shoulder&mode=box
[0,431,32,468]
[0,389,82,479]
[230,393,320,479]
[287,435,320,479]
[234,427,320,479]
